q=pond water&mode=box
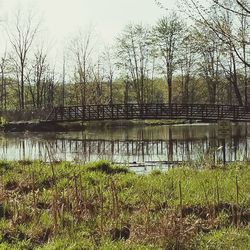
[0,123,249,172]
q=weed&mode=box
[0,160,249,249]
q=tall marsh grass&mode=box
[0,160,249,249]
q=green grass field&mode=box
[0,160,249,249]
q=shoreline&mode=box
[0,119,189,132]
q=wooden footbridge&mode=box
[46,103,250,122]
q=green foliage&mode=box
[194,227,250,249]
[0,161,12,175]
[86,161,130,174]
[0,160,249,249]
[0,117,8,126]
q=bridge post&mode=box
[88,105,91,120]
[82,105,85,120]
[140,104,143,118]
[102,105,105,119]
[125,104,128,119]
[55,108,57,120]
[97,105,100,119]
[68,107,71,120]
[168,103,172,118]
[116,105,119,118]
[60,107,64,121]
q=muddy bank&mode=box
[1,119,188,132]
[2,121,85,132]
[84,119,188,129]
[1,119,201,132]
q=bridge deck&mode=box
[46,103,250,122]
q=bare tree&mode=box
[102,46,115,104]
[181,0,250,68]
[179,32,196,103]
[71,28,94,106]
[238,6,250,104]
[116,24,153,104]
[178,0,250,105]
[7,9,40,109]
[0,50,9,110]
[45,66,57,108]
[193,24,223,104]
[26,46,49,108]
[91,58,105,104]
[154,13,184,104]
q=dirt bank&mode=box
[1,121,85,132]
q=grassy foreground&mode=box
[0,161,249,249]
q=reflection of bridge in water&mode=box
[1,135,247,168]
[47,136,249,164]
[0,123,249,172]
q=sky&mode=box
[0,0,177,46]
[0,0,179,72]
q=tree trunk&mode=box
[231,52,243,106]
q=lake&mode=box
[0,123,249,172]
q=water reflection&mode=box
[0,123,249,172]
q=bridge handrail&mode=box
[46,103,250,122]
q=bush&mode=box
[86,161,130,174]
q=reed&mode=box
[0,160,249,249]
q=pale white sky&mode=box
[0,0,177,46]
[0,0,182,74]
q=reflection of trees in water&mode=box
[0,135,249,165]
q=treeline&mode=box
[1,0,250,111]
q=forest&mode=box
[0,0,250,113]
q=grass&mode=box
[0,160,249,249]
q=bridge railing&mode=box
[46,103,250,122]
